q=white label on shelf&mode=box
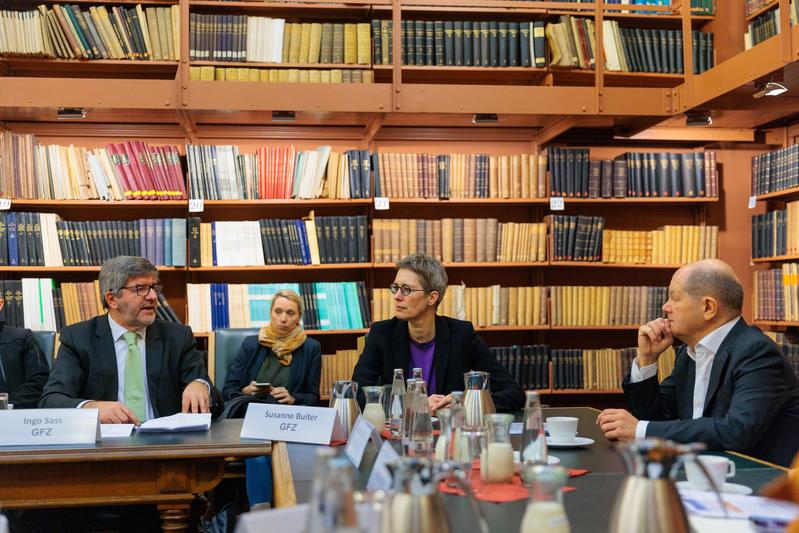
[189,198,204,213]
[549,197,565,211]
[0,199,11,211]
[748,196,757,209]
[374,197,390,210]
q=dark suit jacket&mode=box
[40,315,219,418]
[0,323,50,409]
[623,319,799,467]
[221,335,322,406]
[352,316,525,413]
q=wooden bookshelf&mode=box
[559,197,719,204]
[754,321,799,328]
[1,266,186,273]
[373,261,548,268]
[756,186,799,201]
[193,329,369,338]
[549,389,624,395]
[0,58,179,78]
[751,255,799,263]
[380,198,547,205]
[191,61,372,70]
[549,261,682,269]
[549,325,640,330]
[189,263,372,272]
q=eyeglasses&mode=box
[389,283,427,296]
[119,284,163,297]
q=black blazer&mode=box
[352,316,525,413]
[623,319,799,467]
[0,323,50,409]
[40,315,219,418]
[221,335,322,406]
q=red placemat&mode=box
[437,464,588,503]
[380,429,440,440]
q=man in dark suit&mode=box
[40,256,213,424]
[0,296,50,409]
[597,259,799,467]
[353,253,524,413]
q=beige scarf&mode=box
[258,324,307,366]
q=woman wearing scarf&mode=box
[221,290,321,510]
[222,289,321,406]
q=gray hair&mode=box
[99,256,159,309]
[396,253,448,307]
[682,266,743,315]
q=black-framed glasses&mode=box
[119,283,163,297]
[389,283,427,296]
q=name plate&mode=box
[240,403,345,445]
[367,440,400,492]
[344,415,382,468]
[0,408,100,446]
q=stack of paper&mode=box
[137,413,211,433]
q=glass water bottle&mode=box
[410,380,434,457]
[521,391,548,468]
[388,368,406,438]
[362,385,386,433]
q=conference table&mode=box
[0,419,278,532]
[283,407,789,532]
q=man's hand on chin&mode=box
[596,408,639,442]
[181,381,210,414]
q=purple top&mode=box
[409,339,437,395]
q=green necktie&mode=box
[123,331,146,422]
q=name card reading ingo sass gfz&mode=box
[0,408,100,446]
[240,403,346,445]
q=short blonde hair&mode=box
[270,290,304,317]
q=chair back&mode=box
[32,330,56,370]
[212,328,260,388]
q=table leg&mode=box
[159,503,190,532]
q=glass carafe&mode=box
[520,464,571,533]
[409,380,434,457]
[388,369,406,438]
[481,413,515,483]
[330,380,361,439]
[449,391,468,466]
[463,371,495,426]
[434,408,453,461]
[314,456,362,533]
[306,448,338,533]
[521,391,548,469]
[362,386,386,434]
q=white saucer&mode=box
[512,450,561,465]
[546,436,595,448]
[676,481,753,495]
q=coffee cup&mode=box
[546,416,578,443]
[685,455,735,491]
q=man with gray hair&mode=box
[40,256,214,424]
[597,258,799,466]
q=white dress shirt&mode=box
[632,317,740,440]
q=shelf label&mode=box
[374,197,390,210]
[748,196,757,209]
[189,198,204,213]
[0,199,11,211]
[549,197,565,211]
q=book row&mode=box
[602,23,714,74]
[320,346,362,400]
[604,0,713,15]
[0,213,186,267]
[601,225,718,265]
[753,267,790,322]
[551,345,676,390]
[745,0,778,17]
[0,134,186,201]
[186,281,371,333]
[766,332,799,380]
[0,4,179,60]
[370,19,546,68]
[550,285,667,326]
[549,16,714,74]
[187,145,372,200]
[548,148,718,198]
[549,215,719,264]
[188,215,368,267]
[373,218,547,264]
[374,152,547,200]
[751,201,799,259]
[188,15,371,65]
[188,65,374,84]
[751,144,799,196]
[745,4,798,50]
[0,279,180,331]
